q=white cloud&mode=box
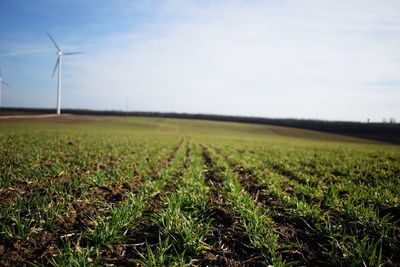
[67,0,400,121]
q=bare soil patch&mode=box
[0,197,105,266]
[0,114,105,123]
[0,181,47,206]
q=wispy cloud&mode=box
[64,0,400,121]
[2,0,400,121]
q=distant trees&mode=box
[383,117,397,124]
[1,107,399,143]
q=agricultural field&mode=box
[0,115,399,266]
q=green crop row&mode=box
[209,140,400,266]
[0,117,399,266]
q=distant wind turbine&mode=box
[0,66,10,107]
[47,32,83,115]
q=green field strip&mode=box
[229,142,400,225]
[2,136,177,201]
[0,141,164,238]
[47,139,186,266]
[234,143,400,205]
[0,139,182,266]
[81,139,183,205]
[0,134,131,188]
[218,145,400,266]
[256,163,399,236]
[213,147,333,265]
[0,136,148,201]
[1,116,399,266]
[265,156,397,205]
[223,142,400,222]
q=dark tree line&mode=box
[1,107,399,144]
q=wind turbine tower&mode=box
[0,66,10,107]
[47,33,83,115]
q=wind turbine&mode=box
[0,66,10,108]
[47,32,83,115]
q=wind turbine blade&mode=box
[2,81,10,87]
[51,58,60,77]
[63,52,84,56]
[47,32,61,51]
[0,66,2,78]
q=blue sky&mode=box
[1,0,400,122]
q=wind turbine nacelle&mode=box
[57,51,63,56]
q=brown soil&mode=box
[0,181,47,206]
[0,231,54,267]
[79,164,184,264]
[379,206,400,223]
[87,140,184,207]
[267,161,318,187]
[147,139,183,178]
[0,111,45,116]
[0,143,185,266]
[0,196,104,266]
[183,141,191,169]
[0,176,143,265]
[0,154,120,208]
[215,150,329,266]
[0,113,106,123]
[88,184,130,203]
[200,147,266,266]
[218,150,400,265]
[99,142,189,265]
